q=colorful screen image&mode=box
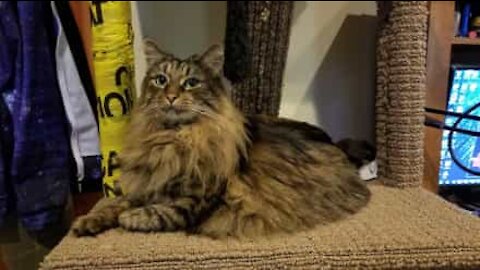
[438,68,480,186]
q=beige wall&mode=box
[132,1,377,142]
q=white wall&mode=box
[281,1,377,142]
[132,1,377,142]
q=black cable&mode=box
[426,107,480,122]
[447,102,480,176]
[425,119,480,137]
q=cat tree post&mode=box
[375,1,428,187]
[224,1,293,116]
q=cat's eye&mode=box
[183,78,200,90]
[153,74,168,88]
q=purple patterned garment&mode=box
[0,2,72,230]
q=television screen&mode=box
[438,67,480,186]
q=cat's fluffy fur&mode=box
[72,40,371,239]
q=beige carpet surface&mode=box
[41,185,480,269]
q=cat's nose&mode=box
[166,95,178,104]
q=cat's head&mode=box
[139,39,229,127]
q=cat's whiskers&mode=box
[191,108,221,122]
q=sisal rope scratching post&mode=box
[224,1,293,116]
[375,1,428,187]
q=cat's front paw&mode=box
[118,208,160,232]
[72,214,114,237]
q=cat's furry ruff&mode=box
[72,40,371,239]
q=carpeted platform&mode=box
[41,185,480,269]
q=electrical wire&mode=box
[447,102,480,176]
[425,116,480,137]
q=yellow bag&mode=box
[90,1,135,197]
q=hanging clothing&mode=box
[0,2,73,231]
[52,1,102,193]
[51,2,101,190]
[53,1,98,120]
[0,98,12,223]
[0,1,16,224]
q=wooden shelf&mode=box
[452,37,480,46]
[424,2,480,193]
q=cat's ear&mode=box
[200,44,224,74]
[143,38,169,66]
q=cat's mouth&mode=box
[160,103,191,114]
[159,105,199,126]
[165,107,188,117]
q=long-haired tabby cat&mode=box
[72,39,372,239]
